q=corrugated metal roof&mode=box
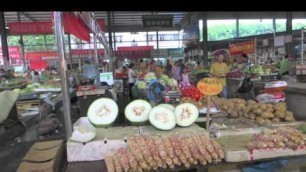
[4,11,189,31]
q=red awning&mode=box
[8,12,91,42]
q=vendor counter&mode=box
[227,78,306,120]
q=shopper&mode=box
[178,59,185,75]
[128,63,137,100]
[195,61,202,70]
[171,61,181,82]
[139,59,147,72]
[180,68,191,87]
[210,54,229,99]
[148,60,157,72]
[32,71,41,83]
[165,59,172,76]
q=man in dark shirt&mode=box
[178,59,185,75]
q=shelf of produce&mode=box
[217,134,306,163]
[67,117,139,162]
[211,117,306,138]
[138,124,209,137]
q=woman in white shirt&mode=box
[128,63,137,100]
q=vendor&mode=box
[210,54,229,99]
[32,71,41,83]
[139,59,147,72]
[40,69,51,82]
[122,66,128,75]
[148,60,157,72]
[279,54,290,76]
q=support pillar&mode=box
[0,12,9,66]
[107,11,114,72]
[202,13,208,65]
[67,34,73,69]
[285,12,293,57]
[54,12,72,139]
[18,12,27,70]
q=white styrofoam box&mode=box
[67,117,139,162]
[67,140,127,162]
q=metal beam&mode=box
[21,12,36,21]
[0,12,9,65]
[111,24,180,33]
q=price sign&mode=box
[197,78,223,96]
[197,77,223,129]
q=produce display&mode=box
[125,99,152,125]
[180,97,217,110]
[70,124,96,143]
[214,98,296,126]
[180,86,203,101]
[87,98,119,127]
[174,103,199,127]
[247,127,306,150]
[104,133,224,171]
[149,106,176,131]
[0,78,28,88]
[144,72,157,82]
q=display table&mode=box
[226,78,306,120]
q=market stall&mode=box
[4,11,306,172]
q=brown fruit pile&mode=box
[213,98,295,126]
[104,133,224,172]
[247,127,306,150]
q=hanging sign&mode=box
[168,48,183,56]
[274,36,285,47]
[8,22,53,35]
[229,41,255,55]
[142,15,173,28]
[285,35,292,43]
[151,49,168,57]
[197,78,223,96]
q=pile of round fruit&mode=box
[214,98,296,126]
[180,86,203,101]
